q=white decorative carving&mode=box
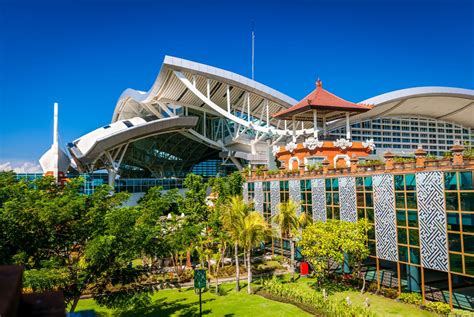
[303,137,324,150]
[272,145,280,156]
[333,138,353,150]
[362,139,376,152]
[285,141,297,153]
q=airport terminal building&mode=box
[38,56,474,309]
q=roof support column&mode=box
[203,111,207,138]
[345,112,351,139]
[266,100,269,127]
[322,115,327,137]
[313,109,318,139]
[292,116,296,142]
[247,93,250,122]
[226,85,231,113]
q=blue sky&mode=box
[0,0,473,170]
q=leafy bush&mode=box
[425,154,438,161]
[398,292,422,306]
[358,160,384,167]
[449,308,474,316]
[425,301,451,315]
[380,287,398,299]
[255,167,264,176]
[262,278,376,317]
[394,156,416,163]
[307,163,322,172]
[267,169,280,176]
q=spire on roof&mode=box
[316,78,322,88]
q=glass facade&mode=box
[263,182,271,222]
[325,178,340,219]
[300,179,312,216]
[330,117,473,156]
[356,176,376,257]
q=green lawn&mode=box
[279,275,435,317]
[76,283,311,317]
[76,276,437,317]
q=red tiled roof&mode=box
[273,80,373,121]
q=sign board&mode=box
[194,269,206,289]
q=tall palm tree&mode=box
[240,211,270,294]
[220,196,249,291]
[273,200,300,281]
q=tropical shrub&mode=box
[394,156,416,163]
[425,301,451,315]
[380,287,398,299]
[267,169,280,176]
[358,160,384,167]
[449,308,474,316]
[262,278,376,317]
[398,292,423,306]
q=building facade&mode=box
[243,154,474,310]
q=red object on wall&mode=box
[300,261,309,276]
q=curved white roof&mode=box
[112,55,297,123]
[327,86,474,129]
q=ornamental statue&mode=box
[333,138,353,150]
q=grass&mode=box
[277,274,435,317]
[76,274,437,317]
[75,282,311,316]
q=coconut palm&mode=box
[240,211,271,294]
[273,199,300,281]
[220,195,249,291]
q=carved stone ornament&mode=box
[285,141,297,153]
[333,138,353,150]
[303,137,324,150]
[272,145,280,156]
[362,139,376,152]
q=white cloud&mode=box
[0,161,42,173]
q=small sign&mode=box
[194,269,206,289]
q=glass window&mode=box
[462,214,474,233]
[326,193,332,205]
[394,175,405,190]
[464,235,474,254]
[448,233,462,252]
[367,208,374,222]
[357,193,365,206]
[460,192,474,212]
[405,174,416,191]
[407,210,418,227]
[446,192,459,211]
[409,229,419,246]
[399,246,408,262]
[410,248,420,265]
[325,179,331,191]
[365,193,373,207]
[465,256,474,276]
[332,178,339,190]
[364,177,373,191]
[406,192,417,209]
[445,172,458,190]
[447,213,461,231]
[397,210,407,226]
[396,193,406,208]
[450,253,463,273]
[398,228,408,244]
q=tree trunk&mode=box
[69,295,80,313]
[235,242,240,291]
[290,239,295,282]
[247,248,252,294]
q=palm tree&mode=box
[221,196,249,291]
[240,211,270,294]
[273,200,300,281]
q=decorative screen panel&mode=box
[373,174,398,262]
[243,183,248,203]
[416,171,449,272]
[270,180,280,217]
[289,180,301,214]
[339,176,357,223]
[254,181,263,214]
[311,178,326,221]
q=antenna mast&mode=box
[251,20,255,80]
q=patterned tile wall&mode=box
[311,178,326,221]
[373,174,398,262]
[243,183,248,203]
[416,171,449,272]
[289,179,301,214]
[254,181,263,214]
[270,180,280,217]
[339,176,357,223]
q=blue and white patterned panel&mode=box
[373,174,398,262]
[243,183,248,203]
[339,177,357,223]
[289,179,301,215]
[311,178,326,222]
[254,181,263,214]
[416,171,449,272]
[270,181,280,217]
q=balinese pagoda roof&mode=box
[273,79,373,121]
